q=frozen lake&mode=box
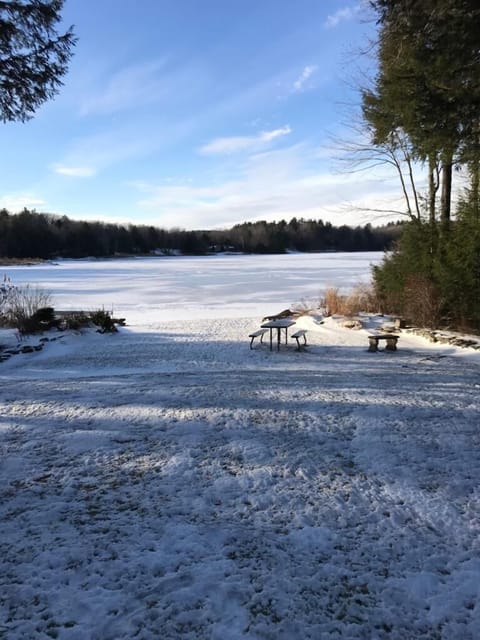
[4,252,383,322]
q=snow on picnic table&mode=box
[1,312,480,639]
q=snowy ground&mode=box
[1,255,479,639]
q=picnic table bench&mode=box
[249,324,309,351]
[368,334,399,352]
[249,328,268,349]
[291,329,308,350]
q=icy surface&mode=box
[1,254,479,639]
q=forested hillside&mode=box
[0,208,401,259]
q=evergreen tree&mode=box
[367,0,480,330]
[364,0,480,228]
[0,0,76,122]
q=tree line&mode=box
[364,0,480,331]
[0,208,402,259]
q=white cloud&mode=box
[53,165,96,178]
[0,193,47,211]
[52,110,200,177]
[132,143,406,229]
[259,126,292,142]
[79,58,168,116]
[292,65,318,93]
[325,5,360,29]
[52,127,167,177]
[199,126,292,155]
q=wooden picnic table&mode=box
[261,318,296,351]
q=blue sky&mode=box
[0,0,395,230]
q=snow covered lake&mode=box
[3,252,383,323]
[1,252,479,639]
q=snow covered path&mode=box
[1,316,480,639]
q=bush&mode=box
[0,277,126,335]
[59,312,90,331]
[89,309,118,333]
[31,306,56,324]
[0,278,16,324]
[2,284,52,333]
[372,217,480,331]
[402,274,444,330]
[17,306,59,334]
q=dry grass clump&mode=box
[321,283,378,317]
[0,258,45,266]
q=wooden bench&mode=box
[291,329,308,350]
[54,310,85,317]
[249,328,268,349]
[368,334,399,352]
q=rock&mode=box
[343,319,363,330]
[262,309,295,321]
[21,345,35,353]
